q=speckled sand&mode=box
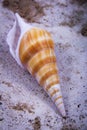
[0,0,87,130]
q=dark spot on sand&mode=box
[0,95,2,100]
[0,118,4,121]
[2,0,9,7]
[12,102,34,113]
[32,117,41,130]
[0,102,2,105]
[81,25,87,36]
[70,0,87,5]
[2,0,44,22]
[2,81,14,87]
[79,115,85,120]
[77,104,81,108]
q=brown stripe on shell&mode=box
[57,102,63,106]
[45,73,60,90]
[50,89,59,97]
[27,49,56,75]
[45,80,59,90]
[19,28,54,64]
[28,56,56,75]
[36,63,58,78]
[39,69,58,86]
[54,96,62,102]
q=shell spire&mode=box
[7,13,66,118]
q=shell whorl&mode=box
[19,28,66,117]
[19,28,58,82]
[19,28,54,65]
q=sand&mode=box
[0,0,87,130]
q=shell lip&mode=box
[15,13,33,67]
[7,13,33,68]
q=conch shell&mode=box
[7,13,66,117]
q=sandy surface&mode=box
[0,0,87,130]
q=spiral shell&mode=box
[7,13,66,117]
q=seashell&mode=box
[7,13,66,117]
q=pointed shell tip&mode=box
[62,111,66,119]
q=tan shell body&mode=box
[19,28,66,117]
[19,28,59,86]
[7,13,66,117]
